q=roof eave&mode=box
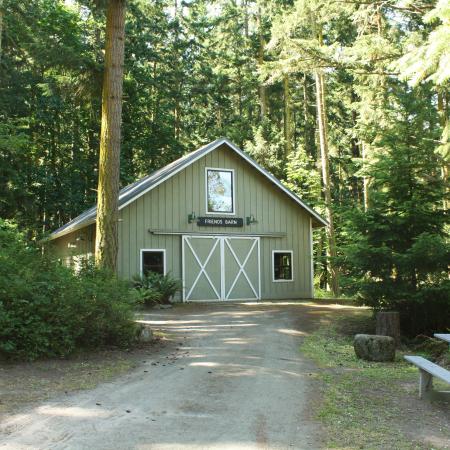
[48,137,328,239]
[46,218,96,241]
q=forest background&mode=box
[0,0,448,334]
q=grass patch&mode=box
[302,310,450,450]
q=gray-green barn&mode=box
[49,138,327,301]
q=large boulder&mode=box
[354,334,396,362]
[137,324,154,343]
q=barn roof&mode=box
[48,138,327,240]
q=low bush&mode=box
[0,220,138,360]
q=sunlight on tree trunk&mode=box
[283,74,293,158]
[362,142,369,211]
[95,0,126,271]
[437,90,449,211]
[315,68,339,296]
[0,0,3,61]
[257,8,267,120]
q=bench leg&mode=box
[419,369,433,399]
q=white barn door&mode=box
[223,237,260,301]
[182,235,260,301]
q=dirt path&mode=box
[0,301,332,450]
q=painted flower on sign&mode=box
[207,169,234,213]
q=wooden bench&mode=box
[404,355,450,399]
[434,333,450,344]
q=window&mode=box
[206,168,235,214]
[272,251,293,282]
[141,249,166,276]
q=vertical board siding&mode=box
[51,224,96,264]
[116,144,313,298]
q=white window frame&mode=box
[272,250,294,282]
[140,248,167,277]
[205,167,236,216]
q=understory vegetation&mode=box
[302,310,450,449]
[0,220,139,360]
[133,272,182,306]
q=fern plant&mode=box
[132,272,182,305]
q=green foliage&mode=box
[132,272,182,306]
[394,0,450,87]
[131,273,162,306]
[244,120,286,179]
[285,148,322,207]
[341,85,449,336]
[0,220,138,360]
[0,123,33,227]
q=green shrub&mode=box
[69,261,139,349]
[132,272,182,305]
[0,220,138,360]
[344,209,450,336]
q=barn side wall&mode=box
[50,224,96,268]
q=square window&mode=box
[206,169,234,214]
[142,250,165,276]
[273,251,293,281]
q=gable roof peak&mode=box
[48,138,327,240]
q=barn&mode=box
[48,138,327,301]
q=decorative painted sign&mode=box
[197,217,244,227]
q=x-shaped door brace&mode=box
[185,237,221,301]
[224,238,258,300]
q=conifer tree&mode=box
[266,0,347,295]
[95,0,126,271]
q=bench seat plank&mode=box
[404,355,450,384]
[434,333,450,344]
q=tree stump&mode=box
[376,311,401,346]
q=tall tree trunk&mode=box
[95,0,126,271]
[362,141,369,211]
[283,74,293,158]
[315,69,340,296]
[173,0,181,140]
[174,82,181,139]
[243,0,249,38]
[257,8,267,120]
[0,0,3,61]
[303,73,315,159]
[437,90,449,210]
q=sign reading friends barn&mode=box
[197,217,244,227]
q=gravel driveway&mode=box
[0,301,324,449]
